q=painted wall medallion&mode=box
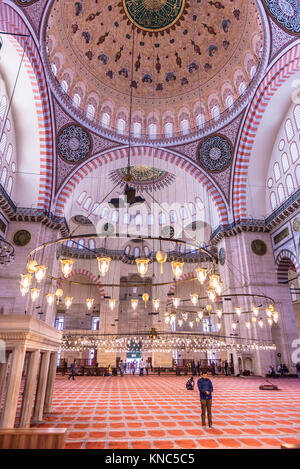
[198,135,232,172]
[251,239,267,256]
[219,247,226,265]
[263,0,300,35]
[13,230,31,247]
[293,217,300,232]
[57,125,92,163]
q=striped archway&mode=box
[232,43,300,222]
[276,249,300,284]
[167,271,196,297]
[0,2,53,211]
[66,268,105,299]
[54,146,230,225]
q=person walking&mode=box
[296,362,300,379]
[68,359,77,381]
[139,359,145,376]
[197,371,214,428]
[145,360,149,376]
[119,360,124,377]
[191,362,196,376]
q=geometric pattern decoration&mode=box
[66,268,105,298]
[233,43,300,222]
[29,375,300,449]
[198,135,232,173]
[0,3,54,211]
[109,165,176,192]
[275,249,299,284]
[263,0,300,35]
[54,146,230,225]
[57,125,92,163]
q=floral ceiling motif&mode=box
[197,134,232,172]
[57,124,92,163]
[109,165,176,191]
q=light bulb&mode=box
[20,273,32,289]
[86,298,94,310]
[60,259,75,277]
[232,322,237,331]
[171,261,184,280]
[46,293,55,305]
[195,267,207,284]
[251,316,257,323]
[215,281,223,295]
[109,298,116,311]
[197,311,203,320]
[153,298,160,311]
[136,258,150,277]
[258,319,263,328]
[189,321,194,329]
[190,293,199,306]
[253,307,259,316]
[273,311,279,323]
[30,288,40,302]
[142,292,149,308]
[217,323,222,331]
[246,321,251,329]
[20,286,29,297]
[131,299,139,310]
[267,318,273,326]
[64,296,73,309]
[207,289,216,302]
[173,297,180,308]
[178,319,183,327]
[209,274,220,289]
[216,309,223,319]
[235,307,241,317]
[34,265,48,283]
[97,256,111,276]
[266,308,272,318]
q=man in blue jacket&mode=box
[197,371,213,428]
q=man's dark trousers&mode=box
[201,399,212,427]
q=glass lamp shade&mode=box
[170,315,176,324]
[34,265,48,283]
[131,299,139,310]
[269,304,275,312]
[258,319,264,328]
[26,260,38,273]
[153,298,160,311]
[252,307,259,316]
[182,312,188,322]
[232,322,237,331]
[265,308,273,318]
[197,311,203,320]
[178,319,183,327]
[136,258,150,277]
[46,293,55,305]
[20,273,32,289]
[217,323,222,331]
[156,250,167,274]
[195,317,200,324]
[55,288,63,299]
[273,311,279,323]
[109,298,116,311]
[171,261,184,280]
[97,256,111,276]
[251,316,257,323]
[20,286,29,296]
[189,321,194,329]
[209,274,220,289]
[64,296,73,309]
[30,288,40,302]
[207,288,216,302]
[142,292,149,308]
[195,267,207,284]
[246,321,251,329]
[172,297,180,308]
[216,309,223,319]
[190,293,199,306]
[60,259,75,277]
[165,316,170,324]
[235,307,241,317]
[267,318,273,326]
[215,281,223,295]
[86,298,94,310]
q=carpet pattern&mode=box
[29,375,300,449]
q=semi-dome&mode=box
[45,0,266,142]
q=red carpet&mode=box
[29,375,300,449]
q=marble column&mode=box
[0,351,10,404]
[19,350,40,428]
[0,346,26,429]
[32,351,50,422]
[43,352,57,414]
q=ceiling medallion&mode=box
[109,165,175,191]
[57,125,92,163]
[121,0,187,33]
[251,239,267,256]
[198,135,232,173]
[263,0,300,35]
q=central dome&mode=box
[45,0,265,141]
[122,0,186,32]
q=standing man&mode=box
[119,360,124,377]
[224,360,228,376]
[145,360,149,376]
[68,359,77,381]
[197,371,214,428]
[139,358,145,376]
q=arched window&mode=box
[91,203,100,215]
[134,247,140,257]
[67,240,73,248]
[180,119,190,135]
[189,202,196,216]
[11,162,16,174]
[249,65,256,79]
[0,96,7,119]
[290,283,297,302]
[211,106,220,121]
[51,63,57,76]
[286,174,294,196]
[164,122,173,138]
[180,206,187,219]
[77,191,86,205]
[294,105,300,130]
[170,210,177,223]
[117,118,126,135]
[148,123,157,139]
[133,122,141,138]
[123,212,130,224]
[86,104,95,120]
[270,192,277,210]
[291,142,299,163]
[0,133,7,154]
[112,210,119,222]
[5,144,12,165]
[100,207,109,219]
[148,213,154,225]
[281,153,289,173]
[1,167,7,187]
[72,93,81,108]
[101,112,110,128]
[225,95,234,108]
[267,178,273,189]
[159,212,166,225]
[78,239,84,249]
[296,165,300,186]
[83,197,92,210]
[89,239,95,250]
[6,176,12,196]
[6,119,10,131]
[144,246,149,256]
[278,183,285,203]
[180,244,185,254]
[124,245,130,255]
[196,197,204,210]
[238,82,247,95]
[274,162,281,182]
[196,113,205,128]
[61,80,68,93]
[285,119,294,141]
[135,214,142,226]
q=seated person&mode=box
[186,376,195,390]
